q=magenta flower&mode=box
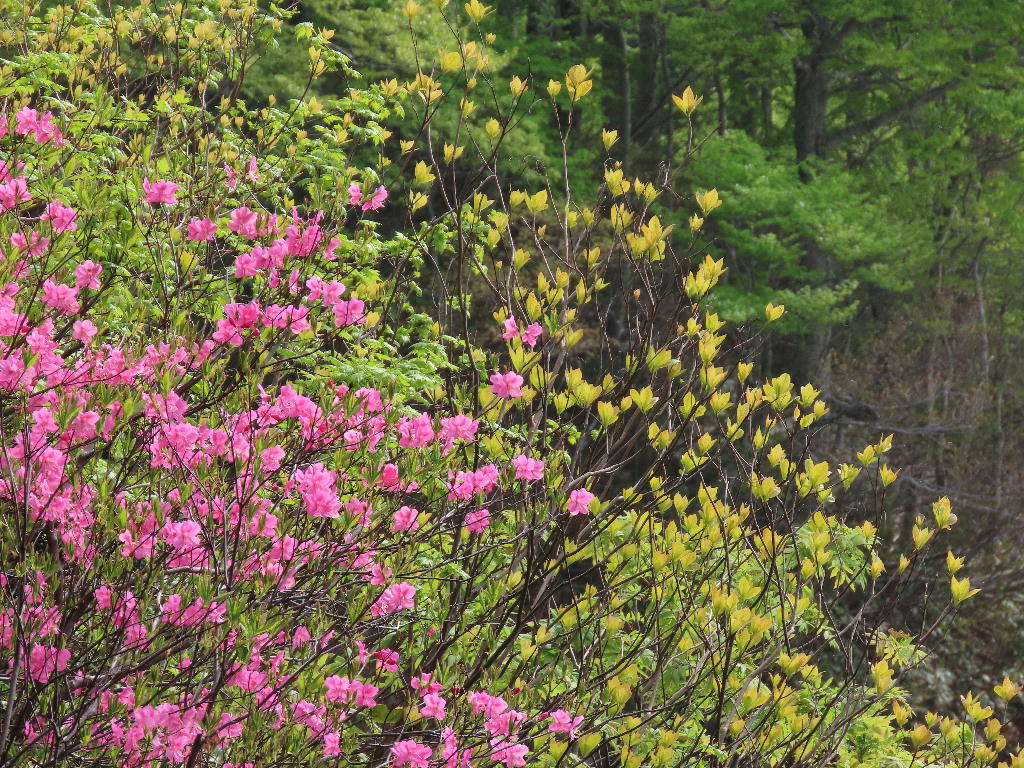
[348,182,388,211]
[489,738,529,767]
[323,732,341,757]
[187,217,217,241]
[465,508,490,533]
[362,184,388,211]
[548,709,584,739]
[398,412,435,447]
[370,582,417,617]
[420,693,447,721]
[41,279,80,315]
[293,462,341,518]
[14,106,37,136]
[512,454,545,481]
[41,200,77,233]
[333,297,366,328]
[374,648,400,673]
[72,319,98,345]
[502,316,519,340]
[438,414,478,452]
[392,505,420,532]
[228,206,259,239]
[74,260,102,290]
[348,181,363,207]
[26,644,71,684]
[567,487,595,516]
[489,371,524,399]
[0,175,31,211]
[142,177,179,205]
[520,322,543,348]
[391,740,432,768]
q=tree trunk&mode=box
[789,14,835,381]
[793,15,833,175]
[620,25,632,170]
[714,74,727,135]
[761,85,772,141]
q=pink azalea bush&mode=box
[0,3,605,765]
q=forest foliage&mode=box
[258,0,1024,725]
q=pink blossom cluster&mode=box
[0,109,591,767]
[501,315,543,348]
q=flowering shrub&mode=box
[0,1,1019,767]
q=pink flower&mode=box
[323,731,341,757]
[548,710,583,739]
[187,218,217,241]
[75,260,102,290]
[142,178,179,205]
[348,182,389,211]
[442,727,473,768]
[14,107,38,136]
[398,412,435,447]
[391,740,432,768]
[160,519,202,550]
[41,279,79,315]
[41,200,77,233]
[362,185,388,211]
[26,644,71,684]
[502,316,519,340]
[347,182,363,207]
[392,505,420,532]
[448,466,500,500]
[465,508,490,534]
[229,206,259,239]
[374,648,400,673]
[489,371,524,399]
[15,108,61,144]
[520,323,543,348]
[500,317,540,346]
[0,175,31,211]
[213,300,263,346]
[324,675,354,703]
[292,626,312,647]
[486,710,527,737]
[511,455,544,481]
[333,298,366,328]
[438,414,478,452]
[567,488,595,516]
[370,582,417,617]
[411,673,443,695]
[354,681,378,708]
[94,586,113,609]
[469,692,508,718]
[489,739,528,767]
[11,231,49,256]
[72,319,98,344]
[261,445,286,473]
[293,463,341,519]
[420,693,447,721]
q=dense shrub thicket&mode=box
[0,1,1018,767]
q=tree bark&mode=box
[792,15,831,178]
[714,74,727,135]
[789,14,836,381]
[620,24,632,170]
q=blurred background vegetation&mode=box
[246,0,1024,739]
